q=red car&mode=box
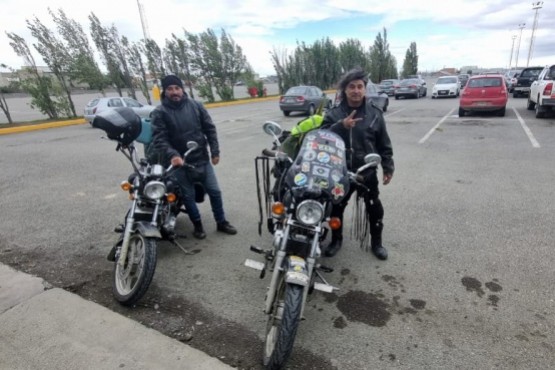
[459,75,508,117]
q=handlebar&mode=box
[261,148,292,163]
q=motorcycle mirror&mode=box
[364,153,381,167]
[186,141,198,150]
[262,121,283,137]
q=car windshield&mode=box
[86,99,100,107]
[438,77,457,84]
[400,79,418,86]
[286,87,308,95]
[381,80,394,85]
[467,78,502,88]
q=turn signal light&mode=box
[328,217,341,230]
[120,181,132,191]
[272,202,285,216]
[166,193,177,203]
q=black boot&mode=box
[192,220,206,239]
[371,237,388,260]
[324,236,343,257]
[217,220,237,235]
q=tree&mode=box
[0,64,15,124]
[125,41,151,104]
[89,13,125,96]
[26,15,76,117]
[164,33,195,98]
[7,32,59,119]
[369,28,397,83]
[339,38,370,74]
[50,8,107,93]
[401,42,418,78]
[143,38,166,82]
[110,31,136,100]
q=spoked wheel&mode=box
[263,275,304,369]
[112,233,157,306]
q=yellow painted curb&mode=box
[0,118,87,135]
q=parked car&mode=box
[394,78,427,99]
[431,76,460,98]
[279,85,331,116]
[333,80,389,112]
[84,97,156,124]
[512,66,544,98]
[527,64,555,118]
[379,79,400,96]
[504,70,522,92]
[458,74,508,117]
[458,74,470,87]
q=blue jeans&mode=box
[174,163,226,224]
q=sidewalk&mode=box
[0,263,232,370]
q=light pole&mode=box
[526,1,543,67]
[509,35,517,70]
[515,23,526,69]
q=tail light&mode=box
[542,82,553,96]
[409,85,417,89]
[279,96,285,103]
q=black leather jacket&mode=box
[322,99,394,174]
[150,95,219,166]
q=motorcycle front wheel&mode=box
[263,275,304,369]
[112,233,157,306]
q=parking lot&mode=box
[0,94,554,369]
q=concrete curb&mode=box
[0,263,232,370]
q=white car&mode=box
[84,97,156,124]
[431,76,460,99]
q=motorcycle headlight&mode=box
[295,200,324,226]
[143,181,166,200]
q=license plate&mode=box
[244,259,264,271]
[475,102,489,106]
[439,91,447,95]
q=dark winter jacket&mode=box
[321,98,394,174]
[150,95,219,166]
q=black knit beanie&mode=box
[161,75,184,91]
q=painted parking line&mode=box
[384,107,407,117]
[512,107,540,148]
[418,108,456,144]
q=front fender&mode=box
[284,255,309,287]
[134,221,162,239]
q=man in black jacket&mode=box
[321,68,394,260]
[151,75,236,239]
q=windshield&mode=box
[285,87,308,95]
[521,69,541,78]
[437,77,457,84]
[285,130,350,204]
[467,78,502,88]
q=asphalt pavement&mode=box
[0,262,233,369]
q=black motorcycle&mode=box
[247,121,380,369]
[93,107,199,306]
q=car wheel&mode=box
[383,100,388,112]
[526,96,536,110]
[307,105,315,116]
[513,91,519,98]
[431,96,436,99]
[535,103,546,118]
[497,107,506,117]
[395,95,399,100]
[423,89,427,97]
[283,111,290,117]
[458,107,465,117]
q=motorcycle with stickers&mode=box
[92,107,199,307]
[247,121,380,369]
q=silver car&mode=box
[84,97,156,124]
[394,78,427,99]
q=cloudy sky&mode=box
[1,0,553,77]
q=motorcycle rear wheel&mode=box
[263,275,304,369]
[112,233,157,306]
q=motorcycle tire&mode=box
[263,276,304,369]
[112,233,157,306]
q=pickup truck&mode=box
[512,66,543,98]
[527,64,555,118]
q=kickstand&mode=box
[169,238,199,255]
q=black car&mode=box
[333,81,389,112]
[512,66,543,98]
[458,74,470,87]
[279,85,331,116]
[394,78,427,99]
